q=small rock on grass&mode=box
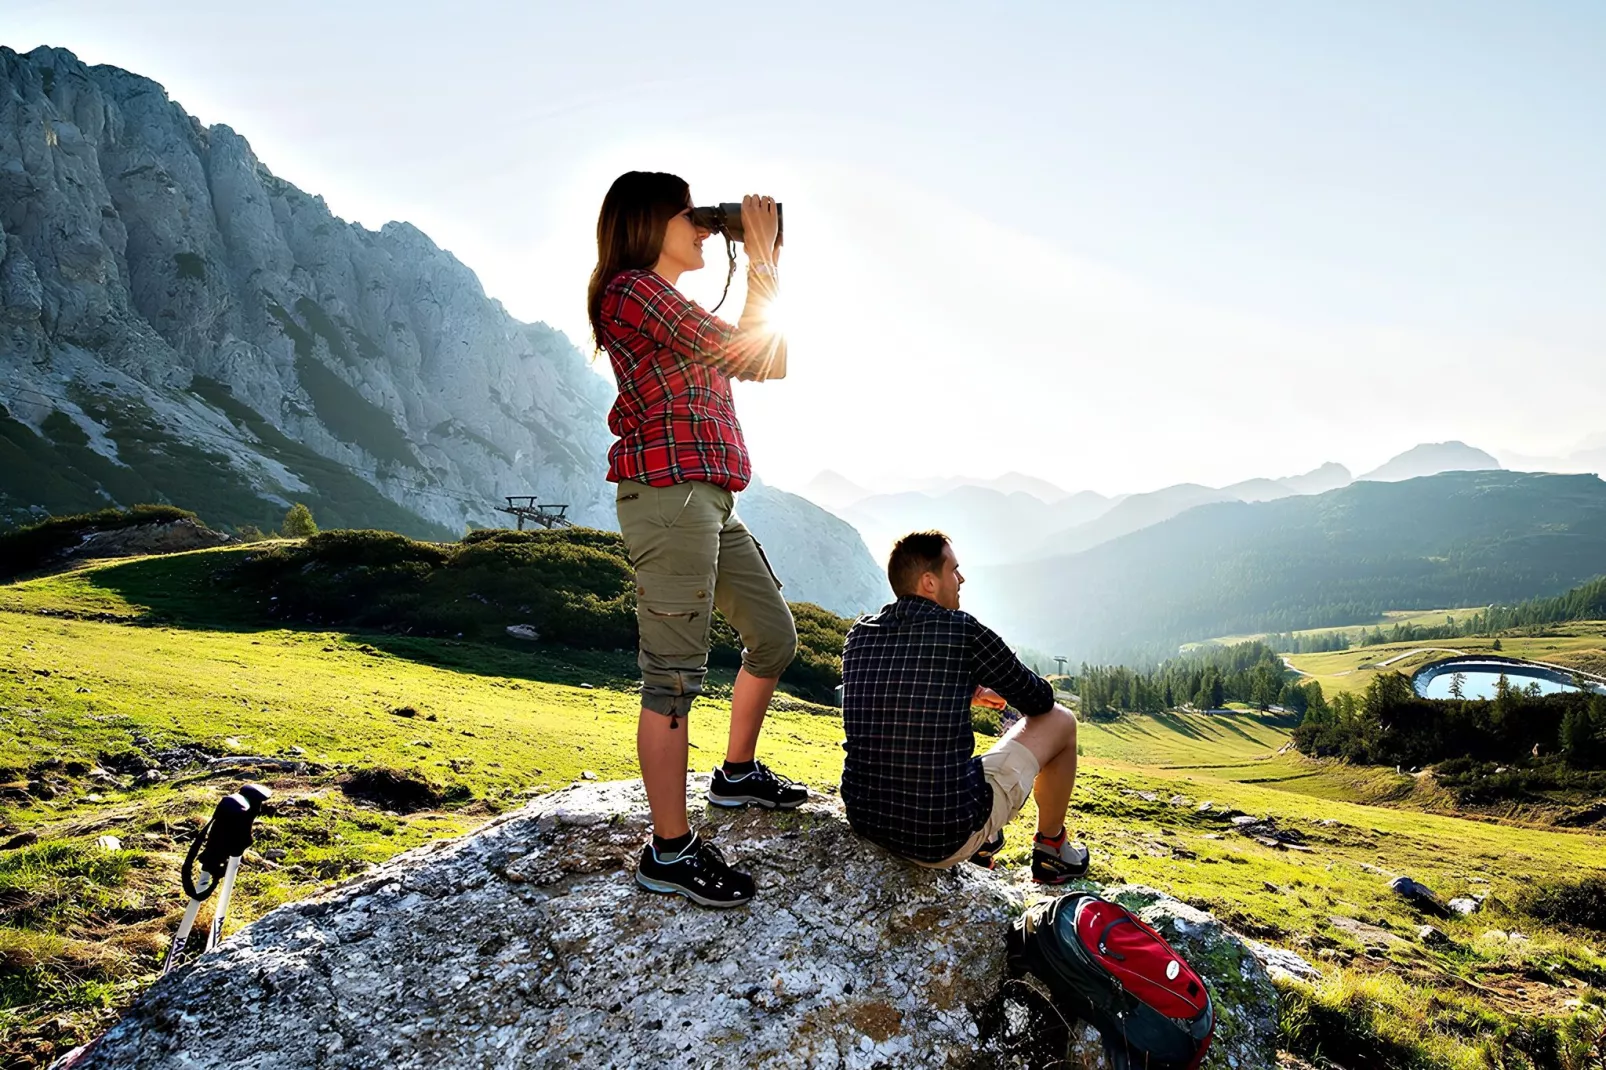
[1244,939,1322,983]
[97,835,122,851]
[1389,876,1449,915]
[1417,925,1452,947]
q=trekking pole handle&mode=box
[181,784,272,900]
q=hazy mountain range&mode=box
[0,47,887,615]
[964,470,1606,663]
[802,443,1512,568]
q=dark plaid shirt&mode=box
[600,268,783,491]
[840,595,1056,863]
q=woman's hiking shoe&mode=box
[1031,833,1091,884]
[968,830,1005,869]
[707,761,809,810]
[635,834,755,908]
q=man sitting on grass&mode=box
[839,531,1089,881]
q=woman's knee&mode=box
[742,616,798,679]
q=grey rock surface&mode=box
[0,47,879,615]
[1244,938,1323,983]
[76,780,1015,1069]
[73,780,1280,1070]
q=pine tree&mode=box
[282,502,317,538]
[1449,673,1465,700]
[1561,707,1587,762]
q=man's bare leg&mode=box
[1003,704,1079,837]
[726,667,779,764]
[638,708,690,839]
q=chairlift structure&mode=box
[497,495,572,531]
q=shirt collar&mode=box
[890,593,948,618]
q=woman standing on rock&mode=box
[588,171,806,908]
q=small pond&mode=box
[1413,657,1604,700]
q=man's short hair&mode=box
[888,530,950,598]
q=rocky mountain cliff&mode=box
[0,46,881,614]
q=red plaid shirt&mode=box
[600,269,783,491]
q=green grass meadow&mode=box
[2,550,1604,1067]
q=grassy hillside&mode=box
[972,470,1606,662]
[0,527,851,705]
[3,554,1605,1068]
[1198,606,1490,649]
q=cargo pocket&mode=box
[635,572,715,662]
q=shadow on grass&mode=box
[1144,711,1210,742]
[1207,712,1299,748]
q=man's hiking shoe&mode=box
[707,761,809,810]
[969,830,1005,869]
[635,834,755,908]
[1032,837,1091,884]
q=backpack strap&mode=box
[1096,915,1137,960]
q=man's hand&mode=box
[972,686,1008,710]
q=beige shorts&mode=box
[919,737,1041,869]
[616,479,797,718]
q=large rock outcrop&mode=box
[0,46,881,614]
[71,779,1281,1069]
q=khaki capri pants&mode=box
[616,479,797,719]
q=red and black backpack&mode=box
[1008,892,1215,1070]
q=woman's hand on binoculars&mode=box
[741,194,780,264]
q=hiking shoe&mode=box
[1031,837,1091,884]
[968,830,1005,869]
[707,761,809,810]
[635,834,755,908]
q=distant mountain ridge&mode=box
[803,442,1527,573]
[0,46,883,614]
[965,470,1606,663]
[1359,441,1501,482]
[818,461,1359,567]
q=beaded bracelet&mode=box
[747,262,779,278]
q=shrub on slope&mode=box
[230,528,849,702]
[0,504,201,581]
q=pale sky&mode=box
[11,1,1605,495]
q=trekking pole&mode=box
[205,783,269,951]
[160,783,271,975]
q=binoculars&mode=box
[690,202,783,245]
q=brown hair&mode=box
[586,171,691,350]
[888,530,951,597]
